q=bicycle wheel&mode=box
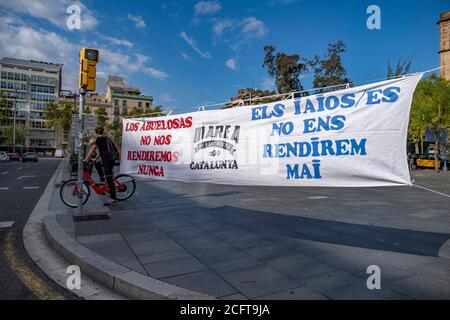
[114,174,136,201]
[60,179,90,208]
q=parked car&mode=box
[0,151,9,163]
[8,152,21,161]
[22,152,38,163]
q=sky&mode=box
[0,0,448,113]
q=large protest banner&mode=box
[120,74,422,187]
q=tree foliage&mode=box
[387,59,412,78]
[410,74,450,170]
[94,107,109,128]
[225,88,277,108]
[309,41,350,91]
[44,102,73,133]
[0,125,28,146]
[263,45,308,94]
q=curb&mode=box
[23,160,124,300]
[40,164,215,300]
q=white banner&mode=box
[120,74,422,187]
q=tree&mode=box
[387,59,412,78]
[44,102,73,134]
[411,74,450,171]
[309,41,350,92]
[263,45,308,94]
[107,121,123,148]
[225,88,277,108]
[0,125,28,147]
[0,91,7,122]
[94,107,109,128]
[126,106,164,118]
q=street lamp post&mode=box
[12,89,17,153]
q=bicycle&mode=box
[60,162,136,208]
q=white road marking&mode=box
[17,167,22,170]
[17,175,36,180]
[0,221,14,228]
[307,196,329,200]
[1,171,8,175]
[413,184,450,198]
[23,186,40,190]
[0,187,10,190]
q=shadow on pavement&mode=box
[210,205,450,257]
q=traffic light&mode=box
[79,48,99,91]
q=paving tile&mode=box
[302,270,363,293]
[77,233,123,244]
[128,238,184,256]
[325,281,410,300]
[389,274,450,299]
[83,240,131,257]
[210,256,263,274]
[243,244,299,261]
[219,293,248,300]
[221,266,301,299]
[177,236,230,252]
[138,248,192,265]
[193,245,248,265]
[163,270,238,297]
[122,230,168,242]
[266,254,337,280]
[256,286,328,300]
[143,256,207,279]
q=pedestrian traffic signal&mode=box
[79,48,99,91]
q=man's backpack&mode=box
[105,137,119,162]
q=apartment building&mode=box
[0,57,62,154]
[104,76,153,123]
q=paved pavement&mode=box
[51,165,450,300]
[0,158,79,300]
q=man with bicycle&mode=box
[84,126,119,206]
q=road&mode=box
[0,158,78,300]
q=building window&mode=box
[145,102,150,109]
[122,100,127,115]
[138,101,142,109]
[1,71,27,82]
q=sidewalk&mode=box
[43,162,450,299]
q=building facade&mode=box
[104,76,153,124]
[0,57,62,154]
[439,11,450,81]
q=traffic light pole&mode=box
[77,88,86,213]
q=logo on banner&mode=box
[193,125,240,155]
[191,124,240,170]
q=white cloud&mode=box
[0,0,98,30]
[180,31,211,59]
[194,1,222,16]
[212,16,267,49]
[128,14,146,29]
[226,58,238,71]
[240,17,268,39]
[0,15,167,91]
[212,19,235,39]
[96,33,133,48]
[181,53,192,61]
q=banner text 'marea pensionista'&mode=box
[120,74,422,187]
